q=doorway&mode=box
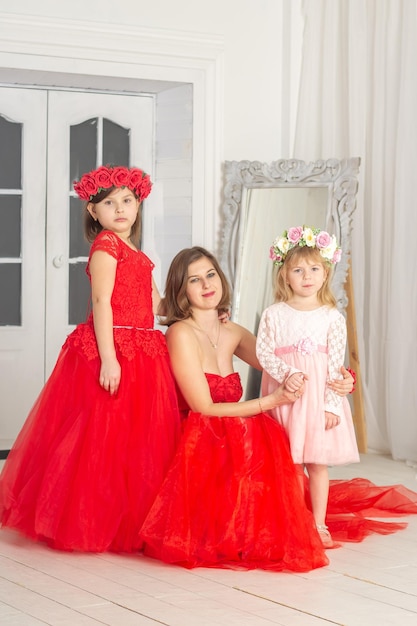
[0,87,153,446]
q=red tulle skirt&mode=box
[140,411,329,572]
[140,409,417,571]
[325,477,417,541]
[0,335,181,552]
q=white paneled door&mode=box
[0,88,47,449]
[0,88,153,447]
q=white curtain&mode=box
[292,0,417,462]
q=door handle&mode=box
[52,255,64,268]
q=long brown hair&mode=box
[83,187,142,244]
[161,246,231,326]
[274,246,337,307]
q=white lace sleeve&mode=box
[324,312,347,416]
[256,308,301,383]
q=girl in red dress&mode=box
[0,165,181,552]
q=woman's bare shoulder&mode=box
[166,320,195,342]
[225,320,254,338]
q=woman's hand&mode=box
[328,366,355,396]
[269,384,299,408]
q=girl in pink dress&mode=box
[0,165,181,552]
[257,226,363,548]
[257,226,417,548]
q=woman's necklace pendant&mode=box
[194,319,221,349]
[206,329,219,349]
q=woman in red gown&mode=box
[140,246,330,571]
[139,246,417,570]
[0,166,181,552]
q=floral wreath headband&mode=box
[73,165,152,202]
[269,226,342,268]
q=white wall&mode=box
[154,85,193,279]
[4,0,292,162]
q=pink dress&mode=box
[257,302,360,466]
[257,302,417,541]
[0,231,181,552]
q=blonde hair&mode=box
[274,246,337,307]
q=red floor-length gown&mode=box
[140,372,329,572]
[0,231,181,552]
[139,372,417,570]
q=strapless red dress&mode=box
[325,478,417,541]
[140,372,329,571]
[139,373,417,570]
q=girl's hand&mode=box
[99,357,121,395]
[328,366,354,396]
[285,372,307,394]
[218,308,231,324]
[270,385,298,407]
[325,411,340,430]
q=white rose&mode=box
[277,237,290,254]
[321,235,337,260]
[303,228,315,247]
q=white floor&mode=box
[1,453,417,626]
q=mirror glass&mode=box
[219,158,360,398]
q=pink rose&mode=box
[332,248,342,263]
[315,231,332,249]
[287,227,303,244]
[269,247,283,264]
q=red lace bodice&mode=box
[86,230,154,328]
[67,231,167,361]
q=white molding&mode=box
[0,11,224,249]
[0,13,224,64]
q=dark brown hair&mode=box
[83,187,142,244]
[161,246,231,326]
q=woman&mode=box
[139,246,334,571]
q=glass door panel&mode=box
[69,116,133,326]
[0,88,47,447]
[46,90,153,375]
[0,115,22,326]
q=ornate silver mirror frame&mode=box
[219,157,360,398]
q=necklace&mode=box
[193,319,221,349]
